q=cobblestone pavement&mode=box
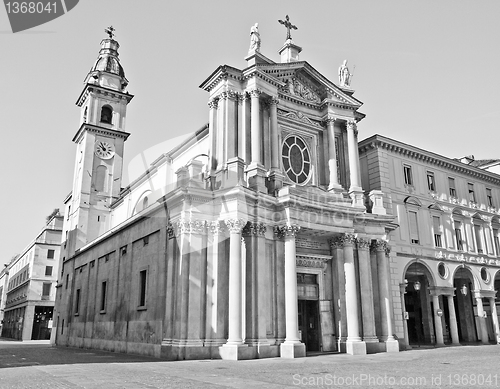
[0,340,499,388]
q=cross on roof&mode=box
[104,26,115,39]
[278,15,297,41]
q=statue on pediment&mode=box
[249,23,261,52]
[338,60,351,87]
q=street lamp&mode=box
[461,284,468,296]
[414,281,421,291]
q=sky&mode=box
[1,0,499,267]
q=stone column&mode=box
[278,224,306,358]
[346,120,364,207]
[330,237,347,352]
[488,297,500,344]
[341,233,366,355]
[325,117,342,191]
[219,218,248,360]
[356,238,378,349]
[446,294,460,345]
[399,281,411,350]
[474,292,490,344]
[207,98,218,187]
[373,240,399,352]
[431,294,444,345]
[246,89,266,192]
[268,97,284,192]
[243,222,271,358]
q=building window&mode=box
[42,283,51,297]
[65,274,69,289]
[138,270,147,308]
[468,183,476,203]
[427,171,435,192]
[45,266,53,276]
[433,216,442,248]
[408,211,419,244]
[481,267,490,282]
[449,177,456,197]
[75,289,81,315]
[282,135,311,185]
[143,196,149,209]
[100,281,107,312]
[493,229,500,256]
[474,224,484,254]
[47,249,55,259]
[438,262,448,279]
[454,221,464,251]
[487,188,494,207]
[403,165,413,186]
[100,105,112,124]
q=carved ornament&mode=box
[176,220,207,235]
[242,222,267,237]
[328,237,343,249]
[340,233,356,246]
[225,218,247,233]
[356,237,372,250]
[277,109,320,127]
[274,224,301,238]
[279,78,321,103]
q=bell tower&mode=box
[63,27,133,257]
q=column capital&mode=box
[371,239,389,254]
[340,233,356,246]
[177,219,207,235]
[269,96,279,105]
[167,222,176,239]
[249,89,263,98]
[209,220,225,235]
[328,236,344,249]
[219,90,239,101]
[274,224,300,239]
[346,119,358,137]
[323,116,337,125]
[225,218,247,233]
[242,222,267,237]
[207,98,219,110]
[356,237,371,250]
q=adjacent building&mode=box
[359,135,500,348]
[1,214,63,340]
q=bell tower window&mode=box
[100,105,113,124]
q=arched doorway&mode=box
[453,267,478,342]
[404,262,434,345]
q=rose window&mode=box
[282,135,311,184]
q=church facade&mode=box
[54,24,403,360]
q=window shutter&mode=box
[409,211,419,241]
[433,216,441,234]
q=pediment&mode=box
[258,61,362,108]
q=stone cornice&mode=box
[199,65,243,93]
[72,123,130,144]
[359,135,500,186]
[76,84,134,107]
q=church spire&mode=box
[84,26,128,92]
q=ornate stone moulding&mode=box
[296,253,330,269]
[277,109,321,128]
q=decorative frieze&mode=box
[277,109,320,127]
[274,224,301,239]
[296,254,328,269]
[225,218,247,233]
[279,78,321,103]
[176,220,207,235]
[242,222,267,237]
